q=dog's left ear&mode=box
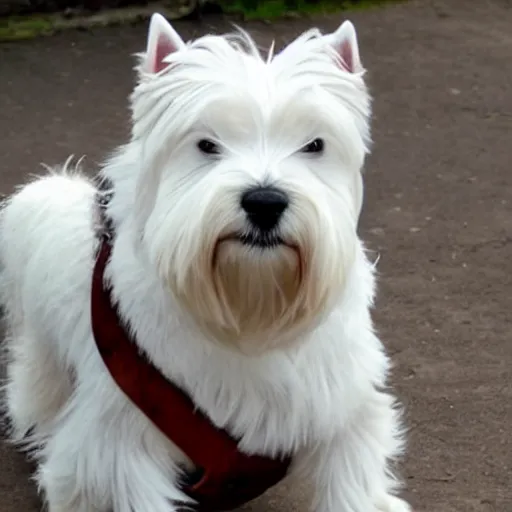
[325,20,362,74]
[144,13,185,74]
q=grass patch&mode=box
[0,15,55,41]
[222,0,405,19]
[0,3,196,42]
[0,0,405,42]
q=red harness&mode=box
[90,237,292,511]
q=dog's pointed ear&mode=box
[325,20,362,74]
[144,13,185,74]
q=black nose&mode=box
[240,187,289,231]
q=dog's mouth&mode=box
[219,231,287,250]
[237,231,285,249]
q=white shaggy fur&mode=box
[1,14,412,512]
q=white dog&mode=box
[0,13,412,512]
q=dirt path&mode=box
[1,1,511,511]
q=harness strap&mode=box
[91,184,292,511]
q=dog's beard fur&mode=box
[173,242,304,348]
[162,244,335,351]
[152,197,356,351]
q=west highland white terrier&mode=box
[0,13,412,512]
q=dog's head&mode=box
[126,14,371,351]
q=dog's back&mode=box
[0,164,98,441]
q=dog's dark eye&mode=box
[197,139,220,155]
[301,138,325,154]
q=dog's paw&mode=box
[376,494,412,512]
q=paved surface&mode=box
[1,0,511,511]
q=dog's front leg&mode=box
[298,390,411,512]
[35,381,193,512]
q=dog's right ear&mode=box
[325,20,362,74]
[144,13,185,74]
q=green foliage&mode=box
[221,0,404,19]
[0,15,54,41]
[0,0,405,42]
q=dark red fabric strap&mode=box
[91,239,292,511]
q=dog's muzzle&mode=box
[216,185,290,249]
